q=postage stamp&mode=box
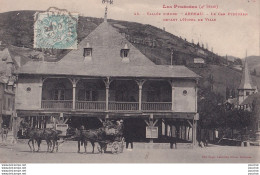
[34,7,78,49]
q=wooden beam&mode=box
[98,118,104,123]
[187,120,193,128]
[63,118,69,124]
[144,119,149,126]
[153,119,158,126]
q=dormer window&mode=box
[84,48,92,57]
[121,44,130,63]
[121,45,129,58]
[121,49,129,58]
[83,43,92,62]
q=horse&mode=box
[24,128,45,152]
[75,127,106,154]
[43,129,62,152]
[23,124,62,153]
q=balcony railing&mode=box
[76,101,106,111]
[41,100,73,109]
[142,102,172,111]
[41,100,172,111]
[109,102,138,111]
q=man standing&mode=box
[1,125,8,145]
[124,121,133,151]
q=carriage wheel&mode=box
[119,142,124,153]
[111,141,120,154]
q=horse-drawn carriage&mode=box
[97,125,124,154]
[21,120,125,154]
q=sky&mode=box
[0,0,259,58]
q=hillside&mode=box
[246,56,260,76]
[0,10,259,99]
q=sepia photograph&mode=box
[0,0,259,168]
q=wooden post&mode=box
[164,122,167,137]
[168,80,175,111]
[72,83,76,110]
[135,80,146,111]
[192,119,197,146]
[195,79,198,113]
[149,114,154,143]
[68,78,80,110]
[39,78,43,109]
[106,86,109,110]
[138,85,142,110]
[103,77,112,111]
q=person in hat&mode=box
[1,125,8,144]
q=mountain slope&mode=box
[246,56,260,76]
[0,10,259,99]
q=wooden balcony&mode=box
[142,102,172,111]
[41,100,172,112]
[41,100,73,109]
[109,102,138,111]
[76,101,106,111]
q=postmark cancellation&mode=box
[34,7,78,49]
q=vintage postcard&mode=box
[0,0,259,169]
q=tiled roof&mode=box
[17,22,199,79]
[18,61,199,78]
[0,48,13,63]
[240,93,260,106]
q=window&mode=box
[53,83,66,100]
[116,90,128,101]
[3,97,6,110]
[246,91,250,96]
[84,48,92,57]
[78,89,98,101]
[120,49,129,58]
[8,98,11,110]
[183,90,188,96]
[26,87,31,92]
[54,89,65,100]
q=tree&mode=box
[222,108,253,139]
[252,69,257,76]
[198,89,225,130]
[226,87,230,99]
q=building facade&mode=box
[15,21,200,145]
[0,46,17,135]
